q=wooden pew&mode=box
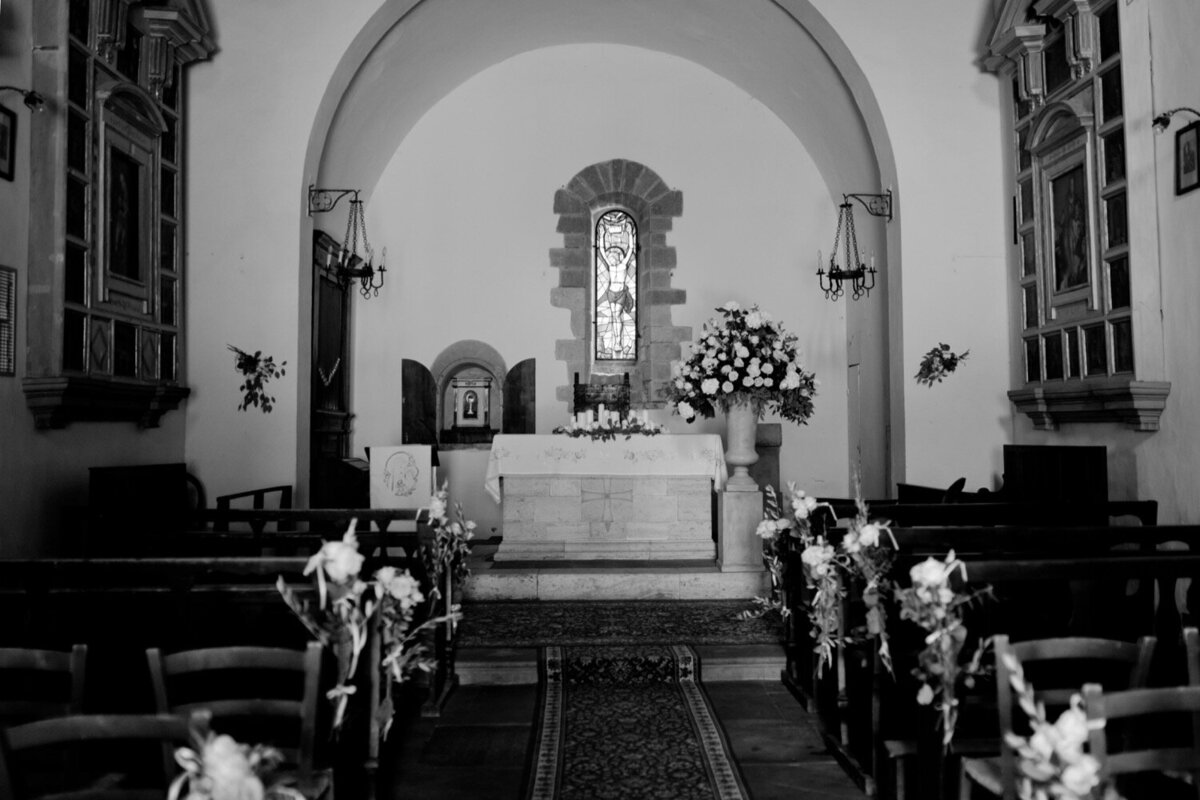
[783,521,1200,800]
[784,501,1159,719]
[0,547,444,798]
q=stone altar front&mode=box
[484,434,727,561]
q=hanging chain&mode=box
[356,200,374,265]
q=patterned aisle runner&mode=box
[526,644,749,800]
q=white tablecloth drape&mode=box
[483,433,728,503]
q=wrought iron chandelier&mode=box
[308,187,386,298]
[816,191,892,301]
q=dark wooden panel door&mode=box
[310,231,352,508]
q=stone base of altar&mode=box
[492,475,716,562]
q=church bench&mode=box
[817,499,1158,527]
[192,507,423,534]
[0,552,450,795]
[783,522,1200,799]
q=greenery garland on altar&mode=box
[552,415,663,442]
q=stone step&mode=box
[456,643,786,685]
[463,559,769,601]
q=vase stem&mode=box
[724,400,760,491]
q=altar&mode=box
[484,433,727,561]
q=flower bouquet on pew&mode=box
[896,550,992,748]
[420,482,476,616]
[743,482,897,675]
[169,720,306,800]
[1000,651,1117,800]
[277,518,461,738]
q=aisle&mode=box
[384,678,864,799]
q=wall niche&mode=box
[402,340,534,449]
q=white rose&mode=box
[755,520,778,539]
[857,523,881,548]
[736,345,750,358]
[791,490,819,520]
[428,494,448,522]
[743,376,754,387]
[203,735,263,800]
[723,301,741,311]
[721,380,734,393]
[916,684,934,706]
[761,363,774,374]
[317,535,365,583]
[733,358,744,368]
[909,556,948,588]
[701,378,718,395]
[763,378,773,388]
[749,335,759,344]
[1059,758,1100,796]
[1053,703,1089,753]
[801,542,834,569]
[378,568,424,611]
[728,371,739,381]
[677,400,695,421]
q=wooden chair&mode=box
[0,645,87,725]
[145,642,332,799]
[1084,681,1200,799]
[0,710,206,800]
[957,634,1157,800]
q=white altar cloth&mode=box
[484,433,727,503]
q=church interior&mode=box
[2,0,1200,798]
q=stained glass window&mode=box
[594,210,638,361]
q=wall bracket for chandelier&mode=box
[307,185,386,299]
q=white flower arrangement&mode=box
[278,498,471,737]
[169,725,305,800]
[667,302,816,424]
[1001,651,1112,800]
[896,550,992,748]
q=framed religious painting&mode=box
[1176,120,1200,196]
[0,104,15,182]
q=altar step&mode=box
[462,538,769,601]
[456,643,786,685]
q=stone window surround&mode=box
[550,159,690,411]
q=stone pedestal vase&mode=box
[723,399,760,492]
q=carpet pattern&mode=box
[458,600,783,647]
[526,644,749,800]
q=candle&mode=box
[598,403,605,421]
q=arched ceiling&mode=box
[316,0,885,201]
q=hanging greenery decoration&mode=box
[915,343,969,387]
[228,344,287,413]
